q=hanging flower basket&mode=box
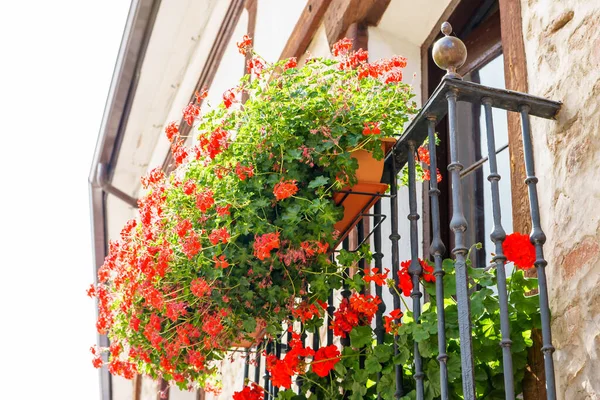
[88,36,417,391]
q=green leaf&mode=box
[308,175,329,189]
[365,356,382,373]
[373,344,391,362]
[350,325,373,348]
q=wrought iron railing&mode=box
[241,23,561,400]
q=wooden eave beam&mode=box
[279,0,333,60]
[323,0,390,46]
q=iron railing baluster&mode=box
[341,237,351,349]
[373,200,386,400]
[427,116,449,400]
[243,349,250,385]
[357,219,366,371]
[482,98,515,399]
[389,158,405,398]
[407,141,425,399]
[254,347,261,384]
[264,341,272,399]
[447,88,477,399]
[519,105,557,400]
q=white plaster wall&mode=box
[520,1,600,398]
[145,0,234,188]
[254,0,307,63]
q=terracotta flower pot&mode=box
[333,138,396,242]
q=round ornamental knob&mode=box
[432,22,467,79]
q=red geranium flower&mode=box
[284,57,297,70]
[363,267,390,286]
[503,232,536,270]
[311,345,340,377]
[254,232,280,260]
[236,34,252,55]
[273,179,298,201]
[233,383,264,400]
[165,121,179,142]
[182,103,200,125]
[384,308,403,334]
[362,121,381,135]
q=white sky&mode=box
[0,1,131,399]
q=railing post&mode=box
[518,105,557,400]
[447,87,476,399]
[426,116,449,400]
[482,97,515,399]
[407,141,425,399]
[389,157,405,398]
[373,200,386,400]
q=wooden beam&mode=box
[498,1,545,398]
[279,0,332,60]
[132,375,142,400]
[323,0,390,46]
[498,0,531,236]
[162,0,245,172]
[458,11,502,77]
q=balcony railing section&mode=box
[242,23,561,400]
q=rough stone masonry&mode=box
[521,0,600,398]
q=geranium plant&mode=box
[88,34,540,400]
[88,36,417,390]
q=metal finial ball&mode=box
[432,22,467,79]
[441,22,452,36]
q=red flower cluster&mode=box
[339,48,368,70]
[223,89,237,109]
[183,103,200,125]
[312,345,341,377]
[266,332,315,388]
[182,232,202,259]
[362,121,381,135]
[384,308,403,334]
[141,167,165,189]
[247,56,265,77]
[357,55,407,83]
[291,300,326,323]
[171,138,188,165]
[194,89,208,103]
[208,227,230,245]
[213,255,229,269]
[190,278,211,298]
[195,127,229,160]
[253,232,280,260]
[503,233,536,270]
[284,57,297,70]
[423,168,443,183]
[416,144,443,183]
[330,293,381,338]
[236,34,252,55]
[165,121,179,142]
[233,383,264,400]
[332,37,353,57]
[417,146,431,164]
[273,179,298,201]
[397,258,435,297]
[235,162,254,181]
[363,267,390,286]
[300,240,329,257]
[196,190,215,213]
[216,204,231,217]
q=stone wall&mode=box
[520,1,600,399]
